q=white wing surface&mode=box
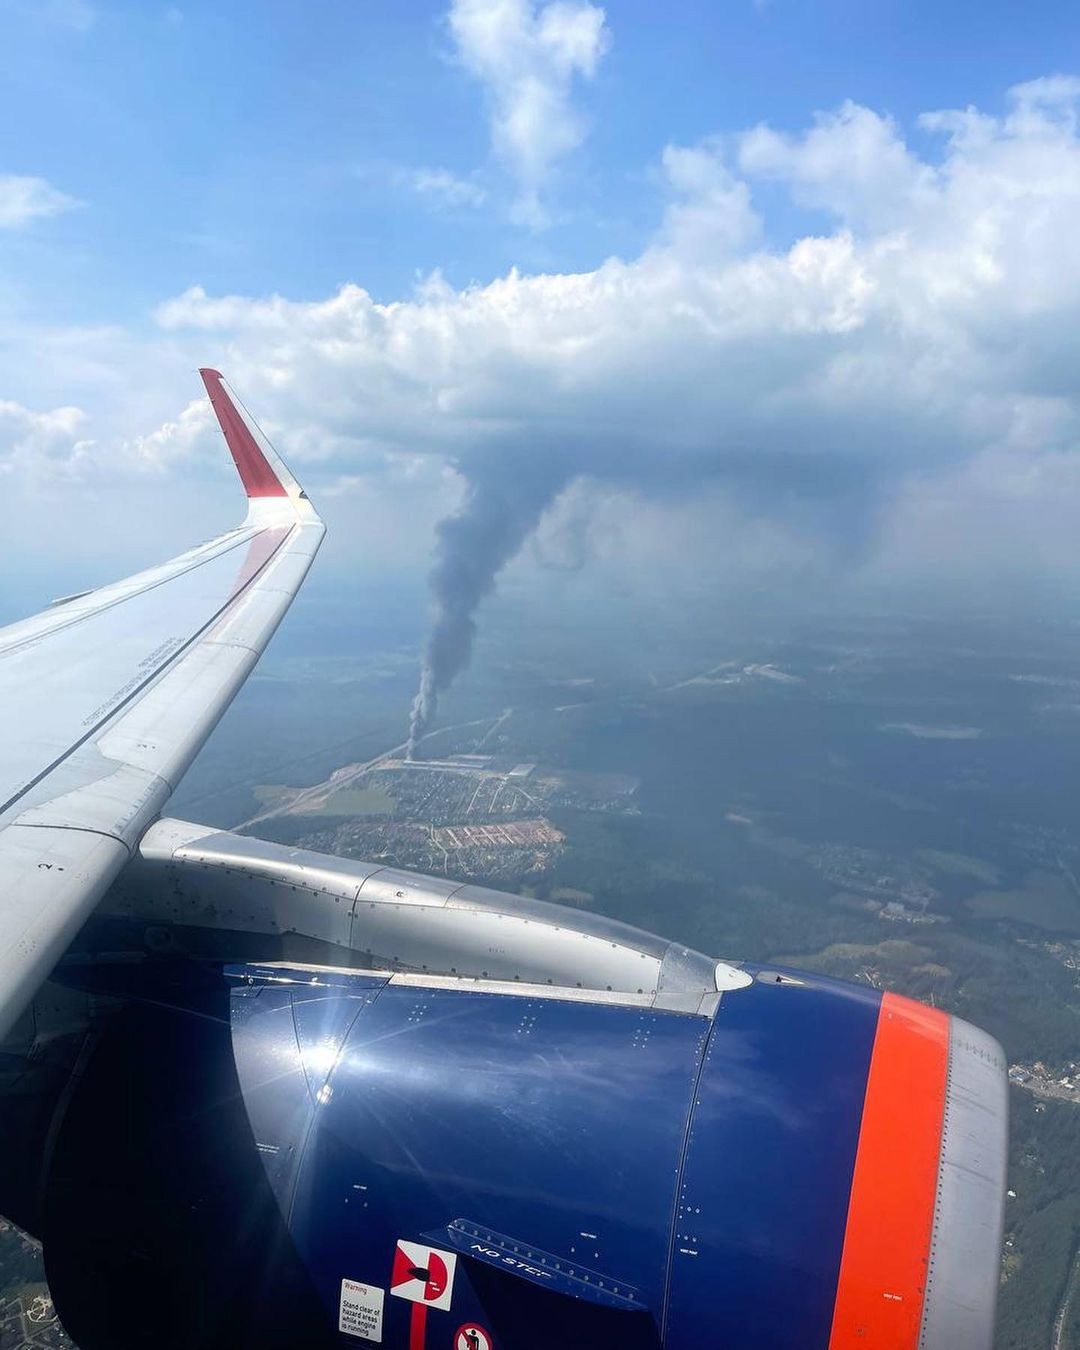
[0,370,324,1038]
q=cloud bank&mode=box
[8,78,1080,628]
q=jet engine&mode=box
[3,822,1007,1350]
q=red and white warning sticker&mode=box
[454,1324,493,1350]
[338,1278,385,1342]
[390,1240,458,1312]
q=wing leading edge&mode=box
[0,373,324,1040]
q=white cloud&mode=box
[401,166,488,209]
[0,175,80,229]
[738,101,936,232]
[447,0,610,225]
[657,142,760,258]
[13,77,1080,603]
[130,397,214,472]
[0,392,216,486]
[0,400,91,478]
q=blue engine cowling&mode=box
[239,963,875,1349]
[40,957,1004,1350]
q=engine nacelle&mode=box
[39,953,1006,1350]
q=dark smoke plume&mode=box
[407,451,568,757]
[404,418,911,755]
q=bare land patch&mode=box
[967,871,1080,934]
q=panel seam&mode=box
[0,528,258,662]
[658,1009,718,1338]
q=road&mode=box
[1052,1243,1080,1350]
[238,711,511,828]
[474,706,514,748]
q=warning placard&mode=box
[390,1240,458,1312]
[339,1279,385,1342]
[455,1324,493,1350]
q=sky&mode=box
[5,0,1080,624]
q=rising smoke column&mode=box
[407,450,569,758]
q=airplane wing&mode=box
[0,369,323,1041]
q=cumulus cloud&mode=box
[144,77,1080,544]
[130,397,215,471]
[0,388,218,488]
[447,0,610,225]
[13,77,1080,676]
[0,401,90,477]
[0,175,79,228]
[653,142,761,263]
[738,102,936,232]
[133,87,1065,478]
[138,74,1080,731]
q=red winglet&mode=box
[200,367,289,498]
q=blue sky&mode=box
[5,0,1080,315]
[5,0,1080,622]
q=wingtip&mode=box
[199,368,291,499]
